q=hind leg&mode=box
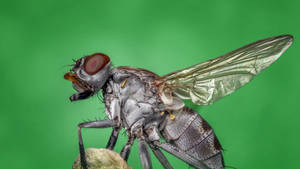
[148,143,173,169]
[152,141,209,169]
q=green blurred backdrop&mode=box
[1,0,300,169]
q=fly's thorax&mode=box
[102,67,166,129]
[110,67,162,105]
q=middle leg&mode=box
[120,135,135,161]
[138,135,153,169]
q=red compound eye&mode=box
[84,53,110,75]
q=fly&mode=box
[64,35,293,169]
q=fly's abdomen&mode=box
[162,107,224,169]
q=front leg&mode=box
[78,120,115,169]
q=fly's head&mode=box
[64,53,111,101]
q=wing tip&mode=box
[281,34,294,49]
[270,34,293,63]
[277,34,294,45]
[282,34,293,40]
[286,34,294,46]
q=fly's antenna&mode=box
[59,64,74,71]
[61,58,78,69]
[58,58,78,73]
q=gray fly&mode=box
[64,35,293,169]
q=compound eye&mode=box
[84,53,110,75]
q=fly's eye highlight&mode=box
[84,53,110,75]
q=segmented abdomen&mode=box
[162,107,224,169]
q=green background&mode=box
[1,0,299,169]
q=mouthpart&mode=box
[64,72,93,101]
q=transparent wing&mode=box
[157,35,293,106]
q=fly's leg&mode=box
[105,126,120,150]
[152,141,210,169]
[138,135,153,169]
[148,143,173,169]
[78,120,115,169]
[120,135,135,161]
[144,123,172,169]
